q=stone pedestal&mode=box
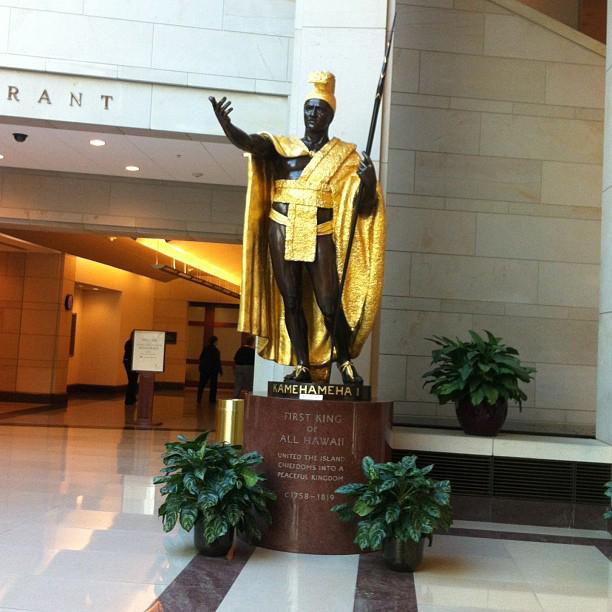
[135,372,155,427]
[244,395,391,554]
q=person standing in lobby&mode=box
[197,335,222,405]
[233,335,255,398]
[122,332,138,424]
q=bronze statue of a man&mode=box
[210,71,385,383]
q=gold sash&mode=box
[269,207,333,238]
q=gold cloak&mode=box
[238,135,385,379]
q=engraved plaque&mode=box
[244,395,391,554]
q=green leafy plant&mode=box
[331,455,452,551]
[423,330,535,408]
[605,481,612,520]
[154,432,276,545]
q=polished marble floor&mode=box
[0,389,223,431]
[0,409,609,611]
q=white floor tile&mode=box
[217,547,359,612]
[415,578,544,610]
[504,540,610,587]
[0,524,193,556]
[414,535,611,612]
[0,575,164,612]
[533,584,611,612]
[0,423,193,611]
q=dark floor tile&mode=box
[354,598,416,612]
[491,497,572,527]
[574,503,610,531]
[353,551,417,612]
[451,494,492,522]
[155,540,254,611]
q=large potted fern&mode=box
[154,432,276,556]
[331,455,452,571]
[423,331,535,436]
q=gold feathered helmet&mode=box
[305,71,336,113]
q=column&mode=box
[596,2,612,443]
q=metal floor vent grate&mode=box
[392,450,611,504]
[392,450,492,496]
[576,463,612,504]
[493,457,572,502]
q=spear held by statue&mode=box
[328,13,397,384]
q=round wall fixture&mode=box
[64,294,74,310]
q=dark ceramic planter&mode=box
[455,398,508,436]
[383,538,426,572]
[194,520,234,557]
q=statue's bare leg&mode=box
[306,235,363,385]
[268,220,311,382]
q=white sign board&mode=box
[131,330,166,373]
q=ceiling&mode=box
[0,116,245,296]
[0,231,57,252]
[0,118,247,186]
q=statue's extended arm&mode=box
[209,96,275,157]
[356,152,378,216]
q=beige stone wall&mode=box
[0,167,246,242]
[379,0,604,431]
[0,252,24,393]
[0,251,73,398]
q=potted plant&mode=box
[423,330,536,436]
[331,455,452,571]
[605,481,612,520]
[154,431,276,556]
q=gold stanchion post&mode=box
[215,399,245,445]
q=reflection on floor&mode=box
[0,389,226,431]
[0,401,609,612]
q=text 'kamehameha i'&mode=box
[268,381,371,401]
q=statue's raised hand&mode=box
[209,96,233,131]
[207,95,274,157]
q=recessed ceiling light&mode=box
[92,287,100,291]
[125,165,140,172]
[89,139,106,147]
[0,154,4,160]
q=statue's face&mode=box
[304,98,334,132]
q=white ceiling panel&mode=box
[0,121,247,186]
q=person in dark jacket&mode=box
[123,332,138,424]
[233,336,255,398]
[197,335,222,404]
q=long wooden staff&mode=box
[328,13,397,384]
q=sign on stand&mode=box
[132,330,166,373]
[131,330,165,427]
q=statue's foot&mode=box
[339,360,363,385]
[284,364,312,383]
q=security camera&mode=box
[12,133,28,143]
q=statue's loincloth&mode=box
[269,179,334,262]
